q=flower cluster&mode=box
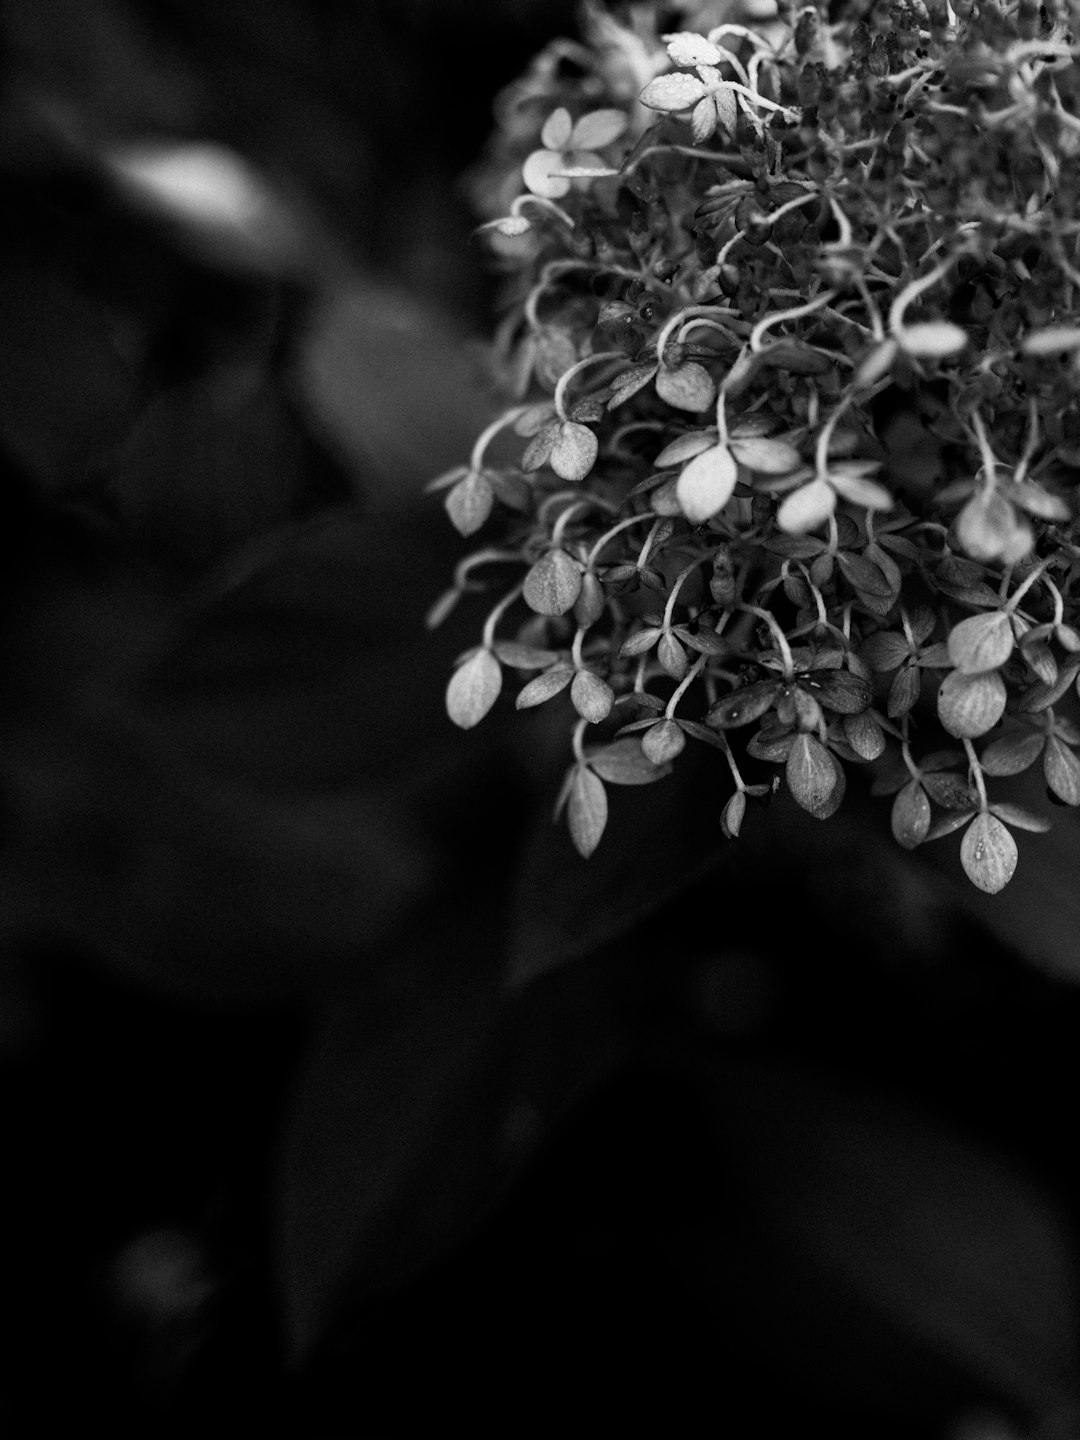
[431,0,1080,893]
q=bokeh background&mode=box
[1,2,1079,1436]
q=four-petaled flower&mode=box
[640,33,738,143]
[522,107,627,200]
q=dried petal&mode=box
[550,421,598,481]
[843,709,886,760]
[446,649,502,729]
[895,321,968,358]
[656,361,716,412]
[937,668,1007,738]
[946,610,1015,674]
[607,360,660,409]
[960,812,1017,893]
[619,626,664,658]
[588,737,671,785]
[664,32,724,66]
[444,469,494,536]
[786,733,843,818]
[852,337,899,389]
[640,71,709,112]
[1044,735,1080,805]
[571,669,615,723]
[657,631,688,680]
[826,470,894,510]
[729,435,802,474]
[569,108,628,148]
[523,548,582,615]
[540,107,574,150]
[522,148,572,200]
[516,663,575,709]
[892,780,931,848]
[574,570,606,628]
[641,718,686,765]
[520,418,561,472]
[654,429,717,466]
[887,663,922,718]
[955,491,1033,565]
[1021,326,1080,355]
[676,443,738,523]
[720,788,746,838]
[567,765,607,857]
[777,478,836,533]
[690,95,718,143]
[979,729,1045,776]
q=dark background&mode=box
[1,3,1079,1436]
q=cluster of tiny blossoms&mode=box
[429,0,1080,892]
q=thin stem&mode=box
[963,737,989,810]
[814,393,857,478]
[969,410,999,487]
[655,304,739,363]
[469,406,530,473]
[888,257,956,334]
[742,604,795,678]
[510,193,575,229]
[481,583,524,649]
[553,349,627,421]
[1004,556,1052,615]
[586,512,659,569]
[665,652,707,718]
[551,501,589,548]
[453,548,525,590]
[663,560,703,630]
[571,719,589,767]
[750,289,837,352]
[1044,574,1066,628]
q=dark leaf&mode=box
[887,663,921,718]
[799,668,871,715]
[606,359,659,409]
[921,771,977,810]
[706,679,783,730]
[842,709,886,761]
[861,631,911,672]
